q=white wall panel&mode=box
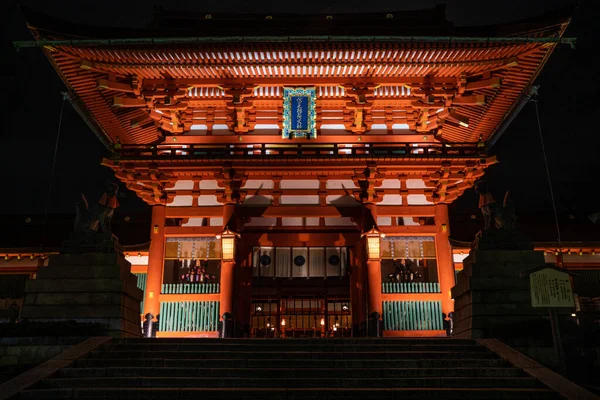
[377,194,403,205]
[169,196,193,206]
[171,180,194,190]
[407,194,432,205]
[326,179,356,189]
[280,195,319,205]
[280,180,320,189]
[242,179,274,189]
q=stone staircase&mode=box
[19,338,564,399]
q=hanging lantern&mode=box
[281,318,286,327]
[320,318,325,326]
[361,227,385,260]
[216,227,240,262]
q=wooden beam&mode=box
[465,77,502,91]
[452,95,486,106]
[379,225,437,234]
[164,205,436,219]
[113,97,146,108]
[165,206,223,218]
[141,77,458,88]
[377,205,435,217]
[160,134,440,145]
[97,79,134,93]
[164,226,222,236]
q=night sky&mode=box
[1,0,598,222]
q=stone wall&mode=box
[21,253,143,337]
[0,337,86,383]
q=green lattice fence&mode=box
[158,301,220,332]
[383,300,443,331]
[133,273,147,313]
[161,283,220,294]
[381,282,441,293]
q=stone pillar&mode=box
[144,205,166,319]
[435,203,455,316]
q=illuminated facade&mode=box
[7,7,579,336]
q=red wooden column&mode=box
[144,204,166,319]
[219,204,236,320]
[435,203,455,316]
[366,258,383,316]
[363,203,382,318]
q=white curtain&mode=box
[292,247,309,278]
[276,247,291,278]
[309,248,325,277]
[326,247,342,277]
[253,246,274,277]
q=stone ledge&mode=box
[0,337,112,400]
[477,338,600,400]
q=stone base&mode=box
[451,248,572,341]
[60,232,123,255]
[21,253,142,337]
[472,228,534,251]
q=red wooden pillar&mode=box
[366,259,383,316]
[435,203,454,316]
[219,204,236,320]
[349,246,366,333]
[363,203,382,317]
[144,204,166,320]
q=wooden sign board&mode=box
[282,87,317,139]
[529,268,574,308]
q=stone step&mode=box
[40,376,544,389]
[111,338,478,345]
[86,350,499,360]
[58,366,526,379]
[20,387,563,400]
[99,343,490,352]
[74,357,511,369]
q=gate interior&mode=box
[251,296,352,338]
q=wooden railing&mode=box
[382,282,441,294]
[383,300,443,331]
[115,142,483,159]
[158,300,220,332]
[161,283,220,294]
[133,273,147,313]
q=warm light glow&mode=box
[362,227,384,260]
[281,318,286,326]
[219,227,240,261]
[366,236,380,259]
[320,318,325,326]
[571,313,577,317]
[149,291,154,299]
[221,238,235,261]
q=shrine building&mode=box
[6,6,582,337]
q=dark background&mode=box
[1,0,598,224]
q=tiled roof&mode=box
[22,7,570,145]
